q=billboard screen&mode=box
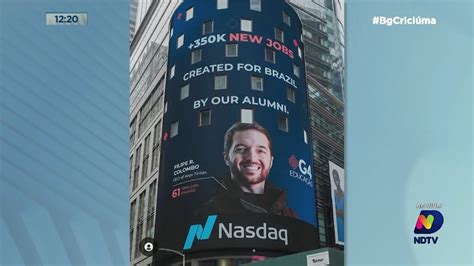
[329,161,344,246]
[155,0,318,259]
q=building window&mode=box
[147,181,157,213]
[303,29,312,38]
[169,65,175,79]
[170,121,179,138]
[133,145,141,189]
[293,64,300,77]
[225,43,238,57]
[241,109,254,123]
[191,49,202,64]
[320,233,327,243]
[322,54,331,63]
[278,115,288,132]
[283,11,291,26]
[134,191,146,258]
[287,87,295,102]
[265,49,275,63]
[202,21,214,35]
[250,0,261,11]
[241,19,252,32]
[130,118,136,148]
[129,155,134,188]
[151,121,161,170]
[199,110,211,127]
[320,38,329,48]
[177,34,184,48]
[217,0,228,9]
[141,134,151,181]
[214,75,227,90]
[130,200,136,228]
[275,27,284,42]
[319,23,327,33]
[132,166,139,191]
[138,83,163,137]
[180,84,189,100]
[130,200,136,257]
[146,180,157,237]
[251,76,263,91]
[323,71,332,79]
[186,7,193,21]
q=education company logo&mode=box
[413,210,444,244]
[288,155,312,187]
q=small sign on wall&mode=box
[307,251,330,266]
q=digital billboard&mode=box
[329,161,344,246]
[155,0,318,261]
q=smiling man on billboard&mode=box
[198,122,297,218]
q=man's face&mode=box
[226,129,273,186]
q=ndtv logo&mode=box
[183,215,288,250]
[413,210,444,245]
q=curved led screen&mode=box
[155,0,318,261]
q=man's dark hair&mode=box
[223,122,273,158]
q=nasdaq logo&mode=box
[183,215,289,250]
[183,215,217,250]
[413,210,443,245]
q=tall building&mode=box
[129,1,181,265]
[288,0,345,248]
[129,0,344,265]
[289,0,344,101]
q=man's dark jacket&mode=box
[196,176,297,218]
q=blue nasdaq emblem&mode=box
[183,215,217,250]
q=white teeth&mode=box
[243,165,260,170]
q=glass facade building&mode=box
[288,0,345,248]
